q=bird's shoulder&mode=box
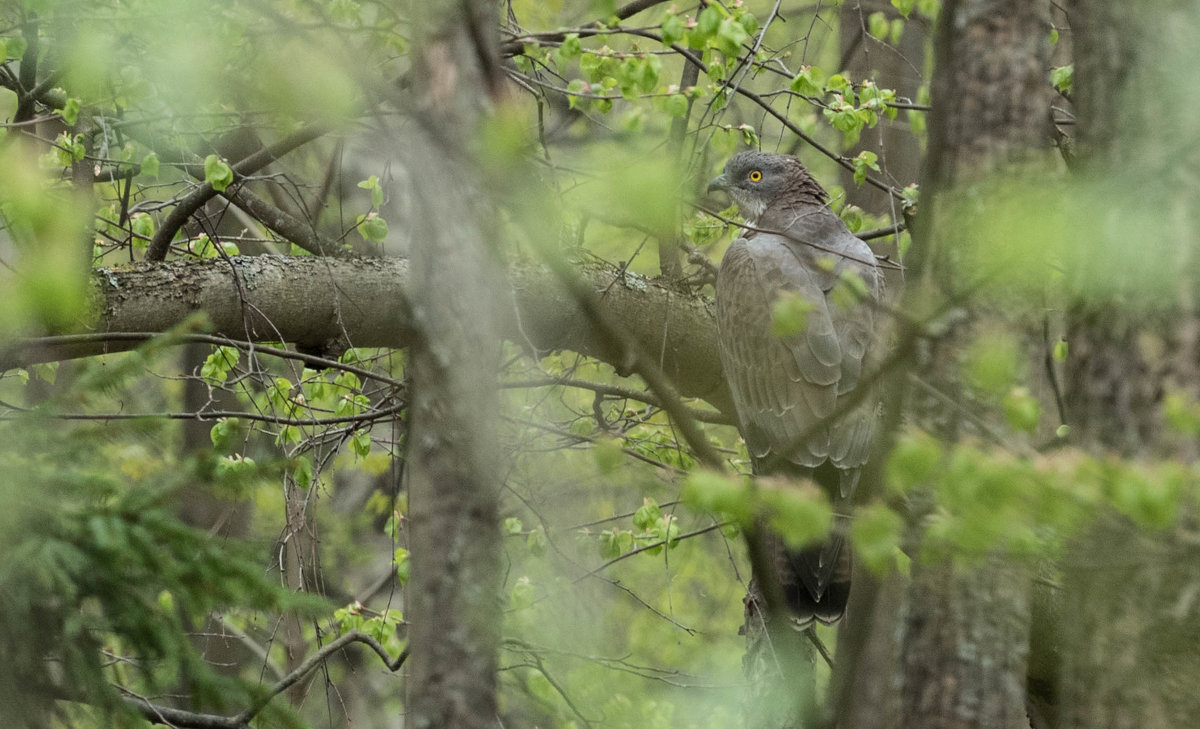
[719,232,827,293]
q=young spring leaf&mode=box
[204,155,234,192]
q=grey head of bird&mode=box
[707,150,827,226]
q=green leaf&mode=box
[329,0,362,23]
[277,424,301,446]
[356,213,389,242]
[771,291,814,337]
[526,526,547,557]
[856,107,879,129]
[140,152,159,178]
[334,370,362,392]
[32,362,58,385]
[681,470,751,522]
[691,6,722,48]
[966,332,1019,395]
[711,86,729,111]
[294,456,313,489]
[126,212,153,241]
[565,78,587,109]
[1050,64,1073,94]
[790,65,826,96]
[209,419,233,449]
[509,576,535,610]
[1003,387,1042,432]
[716,17,749,57]
[851,503,903,573]
[738,10,759,35]
[593,436,624,474]
[764,487,832,549]
[559,33,582,60]
[1109,467,1180,530]
[852,150,880,186]
[632,497,662,531]
[1053,338,1069,361]
[886,429,943,493]
[336,392,370,418]
[663,93,689,118]
[60,98,80,126]
[661,14,684,45]
[655,515,681,548]
[201,346,240,384]
[833,271,870,311]
[579,51,608,82]
[824,102,862,133]
[636,54,661,93]
[503,517,524,535]
[1163,390,1200,436]
[840,204,864,232]
[598,529,623,559]
[203,155,234,192]
[826,73,851,92]
[351,428,372,457]
[5,35,26,60]
[891,0,916,17]
[867,12,890,40]
[394,548,410,584]
[737,123,758,147]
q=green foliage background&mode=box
[2,0,1199,726]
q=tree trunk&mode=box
[1057,3,1200,728]
[890,1,1052,727]
[402,3,507,728]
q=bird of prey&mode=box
[709,150,884,627]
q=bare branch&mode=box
[123,630,407,729]
[141,122,338,261]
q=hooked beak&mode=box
[707,172,731,195]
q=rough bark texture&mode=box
[1060,0,1200,457]
[0,256,731,412]
[401,3,507,729]
[1057,3,1200,728]
[889,1,1052,728]
[1058,0,1166,456]
[830,563,904,729]
[1058,520,1200,729]
[920,0,1054,188]
[902,557,1032,729]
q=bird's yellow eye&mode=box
[749,170,762,182]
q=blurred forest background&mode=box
[1,0,1199,728]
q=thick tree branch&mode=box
[0,257,731,411]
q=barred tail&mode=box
[780,539,852,628]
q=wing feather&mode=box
[716,209,883,475]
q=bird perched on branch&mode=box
[709,150,884,628]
